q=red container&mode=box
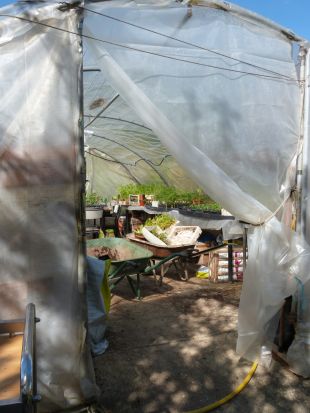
[139,194,145,206]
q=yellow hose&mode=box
[185,361,258,413]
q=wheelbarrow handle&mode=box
[189,243,226,258]
[143,252,187,274]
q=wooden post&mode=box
[243,227,247,271]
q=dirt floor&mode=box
[93,267,310,413]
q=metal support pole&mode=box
[300,43,310,236]
[228,239,233,282]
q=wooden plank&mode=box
[0,335,22,400]
[0,321,24,335]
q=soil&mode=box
[93,266,310,413]
[87,247,122,261]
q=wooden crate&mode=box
[209,246,246,282]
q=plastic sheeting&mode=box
[168,209,234,230]
[83,91,199,198]
[83,0,310,368]
[84,0,300,223]
[0,7,309,413]
[83,5,200,198]
[0,2,97,411]
[86,257,109,356]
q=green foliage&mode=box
[134,225,143,235]
[86,192,104,206]
[145,214,176,230]
[117,184,218,208]
[117,184,141,200]
[190,203,221,213]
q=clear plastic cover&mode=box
[84,0,310,370]
[0,2,97,411]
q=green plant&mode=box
[134,225,143,235]
[190,203,221,213]
[150,229,167,243]
[145,214,176,230]
[116,184,221,209]
[86,192,103,206]
[118,184,140,200]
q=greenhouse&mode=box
[0,1,310,412]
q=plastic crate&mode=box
[167,225,202,246]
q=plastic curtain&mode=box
[84,0,310,369]
[0,2,97,411]
[83,71,200,197]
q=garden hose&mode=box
[185,361,258,413]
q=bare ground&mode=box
[93,269,310,413]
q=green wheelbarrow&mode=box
[86,237,188,299]
[87,237,153,299]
